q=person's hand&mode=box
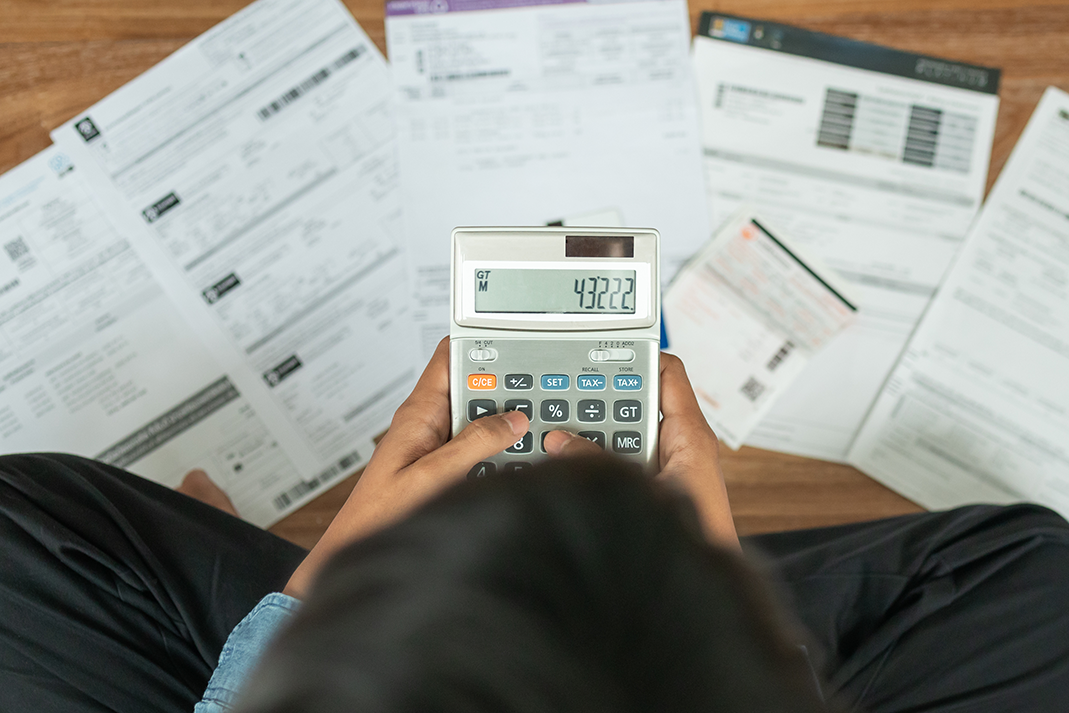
[543,352,738,548]
[283,337,529,598]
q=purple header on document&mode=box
[387,0,615,17]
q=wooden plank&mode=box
[0,0,1064,547]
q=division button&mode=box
[576,374,606,390]
[540,399,569,422]
[540,374,569,390]
[467,461,497,480]
[577,399,606,423]
[612,432,642,454]
[578,431,606,448]
[504,373,533,390]
[613,374,642,391]
[467,399,497,421]
[613,400,642,422]
[504,432,533,454]
[468,374,497,390]
[504,399,533,420]
[469,348,498,362]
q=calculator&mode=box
[450,226,660,478]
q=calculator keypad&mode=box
[453,338,658,475]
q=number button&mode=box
[468,374,497,390]
[467,462,496,480]
[578,431,606,448]
[612,432,642,454]
[577,399,605,423]
[504,399,533,420]
[505,373,533,390]
[613,375,642,390]
[540,374,569,390]
[467,399,497,421]
[502,462,533,474]
[505,432,533,454]
[540,399,569,422]
[576,374,606,390]
[613,400,641,422]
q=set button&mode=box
[540,374,569,390]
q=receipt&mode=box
[0,147,306,526]
[386,0,711,356]
[693,14,1000,461]
[849,87,1069,518]
[51,0,418,524]
[664,213,856,448]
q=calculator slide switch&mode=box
[589,349,635,362]
[469,348,498,362]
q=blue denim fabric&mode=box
[194,593,301,713]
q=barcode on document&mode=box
[272,449,361,511]
[3,237,29,262]
[766,341,794,371]
[429,69,510,82]
[740,377,766,402]
[257,46,365,121]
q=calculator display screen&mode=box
[473,269,637,314]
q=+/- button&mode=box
[469,348,498,362]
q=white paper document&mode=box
[693,14,1000,461]
[848,87,1069,518]
[663,213,856,449]
[386,0,711,355]
[47,0,418,525]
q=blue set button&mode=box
[613,374,642,391]
[576,374,606,391]
[541,374,569,390]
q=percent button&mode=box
[540,399,569,422]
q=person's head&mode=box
[238,456,825,712]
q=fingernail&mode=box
[543,429,576,456]
[502,409,528,436]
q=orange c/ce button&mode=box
[468,374,497,390]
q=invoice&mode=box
[52,0,418,523]
[0,147,304,526]
[693,14,999,461]
[849,87,1069,518]
[386,0,711,355]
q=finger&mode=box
[409,410,528,481]
[658,352,719,469]
[373,337,453,470]
[543,430,604,458]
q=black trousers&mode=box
[2,454,1068,712]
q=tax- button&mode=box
[468,374,497,390]
[576,374,606,390]
[613,400,641,422]
[541,374,569,390]
[613,374,642,391]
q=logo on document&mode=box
[710,17,751,43]
[74,117,101,143]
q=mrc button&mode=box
[613,432,642,454]
[613,374,642,390]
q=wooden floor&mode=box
[3,0,1067,549]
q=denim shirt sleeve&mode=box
[194,592,301,713]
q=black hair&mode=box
[238,456,827,713]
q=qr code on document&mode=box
[4,237,29,262]
[740,377,766,402]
